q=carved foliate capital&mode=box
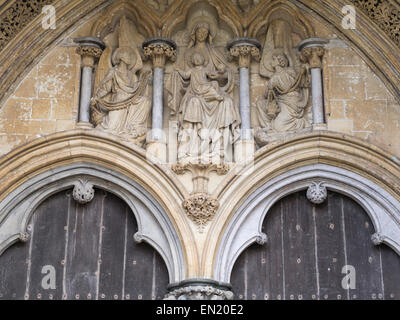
[143,38,177,68]
[76,47,103,68]
[72,178,95,204]
[76,46,103,59]
[227,38,262,68]
[229,45,260,68]
[74,37,105,68]
[306,181,327,204]
[300,47,325,69]
[183,193,219,231]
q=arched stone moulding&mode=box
[0,163,185,283]
[200,131,400,278]
[0,129,198,281]
[214,163,400,283]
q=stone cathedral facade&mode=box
[0,0,400,300]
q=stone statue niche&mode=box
[252,18,311,147]
[90,16,152,147]
[167,5,240,165]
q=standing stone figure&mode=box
[90,46,152,146]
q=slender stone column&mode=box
[143,38,177,162]
[298,38,328,129]
[75,37,105,128]
[227,38,261,163]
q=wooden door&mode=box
[0,188,169,300]
[231,191,400,300]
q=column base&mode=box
[234,139,255,164]
[164,279,234,300]
[313,123,327,131]
[146,140,167,163]
[76,122,94,129]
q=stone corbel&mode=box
[172,162,230,231]
[371,233,385,246]
[306,181,328,205]
[72,178,95,204]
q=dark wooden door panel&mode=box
[282,192,318,300]
[27,190,70,300]
[0,242,29,300]
[231,190,400,300]
[314,192,347,300]
[381,245,400,299]
[0,188,169,300]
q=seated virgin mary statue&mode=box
[168,18,240,163]
[175,52,240,164]
[90,46,151,146]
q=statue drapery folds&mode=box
[90,16,152,146]
[253,19,311,146]
[87,8,314,155]
[168,17,240,164]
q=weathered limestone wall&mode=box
[313,18,400,158]
[0,13,399,158]
[0,47,80,155]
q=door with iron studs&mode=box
[231,191,400,300]
[0,188,169,300]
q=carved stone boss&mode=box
[298,38,328,127]
[75,37,105,126]
[228,38,261,140]
[143,38,177,156]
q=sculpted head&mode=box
[272,53,289,68]
[192,52,206,66]
[190,22,212,45]
[112,47,136,68]
[195,23,210,42]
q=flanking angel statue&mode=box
[252,19,311,146]
[90,16,152,147]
